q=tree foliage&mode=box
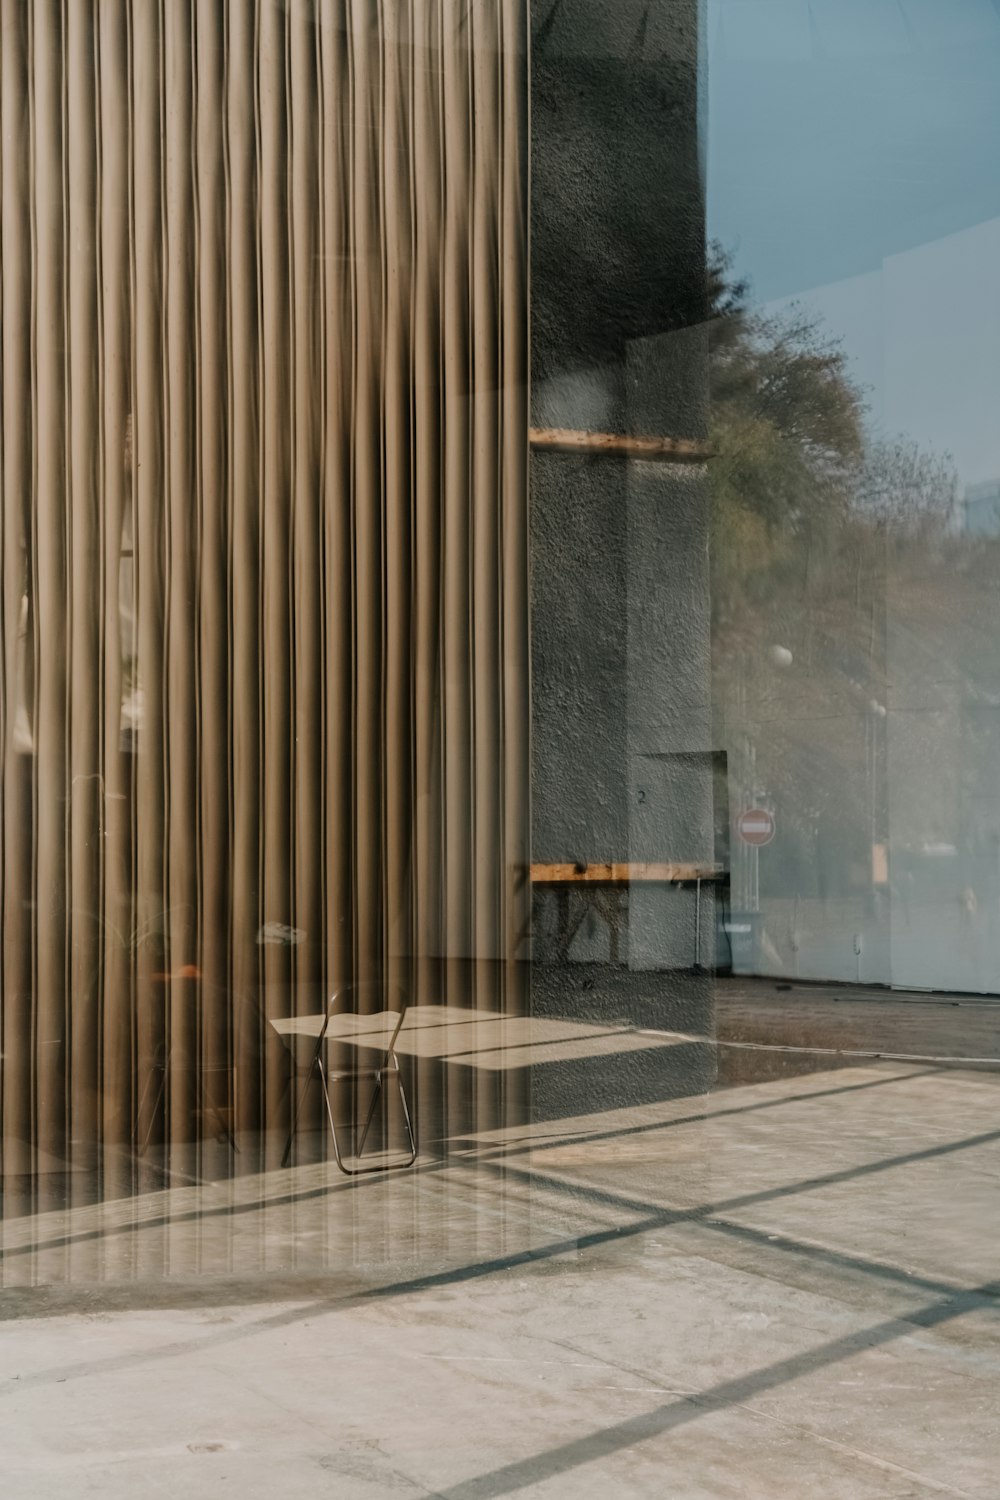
[709,244,958,649]
[707,246,981,895]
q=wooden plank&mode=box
[530,861,724,884]
[529,427,710,464]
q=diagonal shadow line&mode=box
[5,1093,996,1392]
[0,1209,681,1396]
[7,1199,996,1402]
[0,1220,666,1394]
[4,1085,994,1333]
[654,1209,991,1309]
[420,1148,1000,1324]
[8,1124,1000,1397]
[427,1280,1000,1500]
[459,1125,1000,1307]
[0,1153,454,1262]
[1,1067,937,1263]
[461,1159,1000,1312]
[481,1123,1000,1229]
[471,1066,940,1166]
[444,1024,639,1060]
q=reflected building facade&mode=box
[1,0,998,1281]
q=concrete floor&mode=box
[2,1037,1000,1496]
[717,975,1000,1071]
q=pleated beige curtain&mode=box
[0,0,528,1210]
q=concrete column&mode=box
[529,0,716,1113]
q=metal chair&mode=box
[281,981,417,1174]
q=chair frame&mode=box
[281,982,417,1175]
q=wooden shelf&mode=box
[529,427,710,464]
[530,861,725,885]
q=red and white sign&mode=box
[736,808,775,847]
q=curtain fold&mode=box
[0,0,528,1211]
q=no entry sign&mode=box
[737,808,775,847]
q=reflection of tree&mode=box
[709,248,955,645]
[856,437,957,532]
[707,246,998,907]
[709,251,863,572]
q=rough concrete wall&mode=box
[529,0,716,1107]
[530,3,706,403]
